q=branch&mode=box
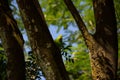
[63,0,91,41]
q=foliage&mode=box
[26,51,43,80]
[40,0,95,34]
[40,0,74,31]
[114,0,120,79]
[65,40,92,80]
[114,0,120,28]
[0,44,7,80]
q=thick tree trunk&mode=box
[64,0,118,80]
[16,0,69,80]
[0,0,25,80]
[91,0,118,79]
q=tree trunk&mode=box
[16,0,70,80]
[64,0,118,80]
[0,0,26,80]
[91,0,118,79]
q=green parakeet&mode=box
[54,34,63,49]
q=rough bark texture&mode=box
[64,0,118,80]
[16,0,70,80]
[0,0,25,80]
[92,0,118,79]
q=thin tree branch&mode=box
[63,0,91,41]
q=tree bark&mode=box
[16,0,70,80]
[92,0,118,79]
[0,0,25,80]
[64,0,118,80]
